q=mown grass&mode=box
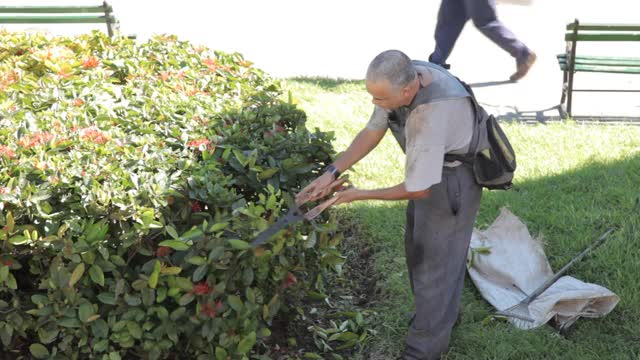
[282,77,640,359]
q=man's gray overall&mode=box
[389,62,482,360]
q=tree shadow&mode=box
[347,153,640,359]
[289,77,515,90]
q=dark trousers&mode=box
[429,0,531,65]
[402,164,482,360]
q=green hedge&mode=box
[0,31,344,359]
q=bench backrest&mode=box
[0,2,117,36]
[566,20,640,42]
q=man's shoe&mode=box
[428,54,451,70]
[509,51,537,81]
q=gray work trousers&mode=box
[429,0,531,66]
[402,164,482,360]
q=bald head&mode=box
[366,50,417,90]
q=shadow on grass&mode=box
[468,80,514,88]
[492,104,640,125]
[286,76,364,90]
[345,154,640,360]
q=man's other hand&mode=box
[296,171,335,204]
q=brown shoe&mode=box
[509,51,537,82]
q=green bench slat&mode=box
[565,32,640,41]
[557,55,640,67]
[0,6,110,14]
[567,23,640,31]
[0,15,115,24]
[558,54,640,62]
[558,63,640,74]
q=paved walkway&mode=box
[2,0,639,119]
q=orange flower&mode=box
[160,71,170,81]
[73,98,84,107]
[82,56,100,69]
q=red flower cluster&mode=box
[187,138,212,150]
[282,272,297,289]
[202,58,218,72]
[18,132,53,148]
[0,70,19,90]
[190,201,203,213]
[201,300,223,318]
[80,128,110,144]
[0,260,11,267]
[82,56,100,69]
[193,282,212,295]
[156,246,172,257]
[0,145,15,159]
[57,68,72,79]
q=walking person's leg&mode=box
[464,0,536,80]
[429,0,469,69]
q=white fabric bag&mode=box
[468,208,619,330]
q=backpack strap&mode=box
[444,78,481,164]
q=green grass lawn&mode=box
[282,77,640,360]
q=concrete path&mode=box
[2,0,639,119]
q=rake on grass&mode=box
[494,227,615,322]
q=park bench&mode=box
[0,1,118,37]
[557,19,640,118]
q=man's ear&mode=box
[402,82,416,100]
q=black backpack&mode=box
[445,80,516,190]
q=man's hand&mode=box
[303,186,358,218]
[296,171,335,204]
[332,187,362,206]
